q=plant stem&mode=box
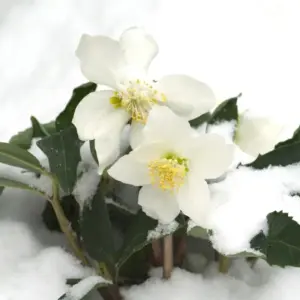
[163,235,173,279]
[174,236,186,267]
[218,254,230,274]
[152,239,163,266]
[50,175,88,265]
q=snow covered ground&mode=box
[1,0,300,299]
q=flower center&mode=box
[148,153,189,192]
[110,79,166,123]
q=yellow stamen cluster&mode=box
[148,153,189,192]
[110,79,166,123]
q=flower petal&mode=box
[131,142,171,162]
[190,133,234,179]
[235,113,283,157]
[139,185,180,224]
[76,34,125,88]
[72,91,116,141]
[93,109,130,140]
[129,121,145,149]
[120,27,158,73]
[108,154,150,186]
[177,175,210,228]
[143,106,193,146]
[157,75,216,120]
[95,132,121,174]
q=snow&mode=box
[147,221,179,240]
[1,0,300,299]
[207,165,300,255]
[73,165,100,209]
[0,221,90,300]
[63,276,109,300]
[206,121,237,144]
[123,260,300,300]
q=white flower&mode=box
[234,111,283,157]
[108,106,233,226]
[72,27,216,169]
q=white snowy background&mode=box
[1,0,300,299]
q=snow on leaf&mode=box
[58,276,110,300]
[73,167,100,209]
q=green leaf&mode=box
[80,181,116,278]
[42,194,80,234]
[37,126,82,194]
[227,251,264,259]
[187,225,209,240]
[56,82,97,131]
[117,245,152,284]
[0,177,45,196]
[115,210,157,280]
[250,211,300,267]
[9,128,32,150]
[31,116,51,137]
[275,125,300,149]
[89,140,99,164]
[9,120,56,150]
[208,95,240,125]
[116,212,185,281]
[58,276,109,300]
[106,177,140,212]
[189,112,211,128]
[107,202,135,235]
[245,141,300,169]
[0,142,44,173]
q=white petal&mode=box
[141,206,161,221]
[108,154,150,186]
[129,121,145,149]
[139,185,180,224]
[143,106,193,146]
[131,142,171,162]
[76,34,125,88]
[177,176,210,228]
[120,27,158,73]
[93,109,130,139]
[235,113,283,157]
[157,75,216,120]
[189,133,234,179]
[94,132,121,174]
[72,91,115,141]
